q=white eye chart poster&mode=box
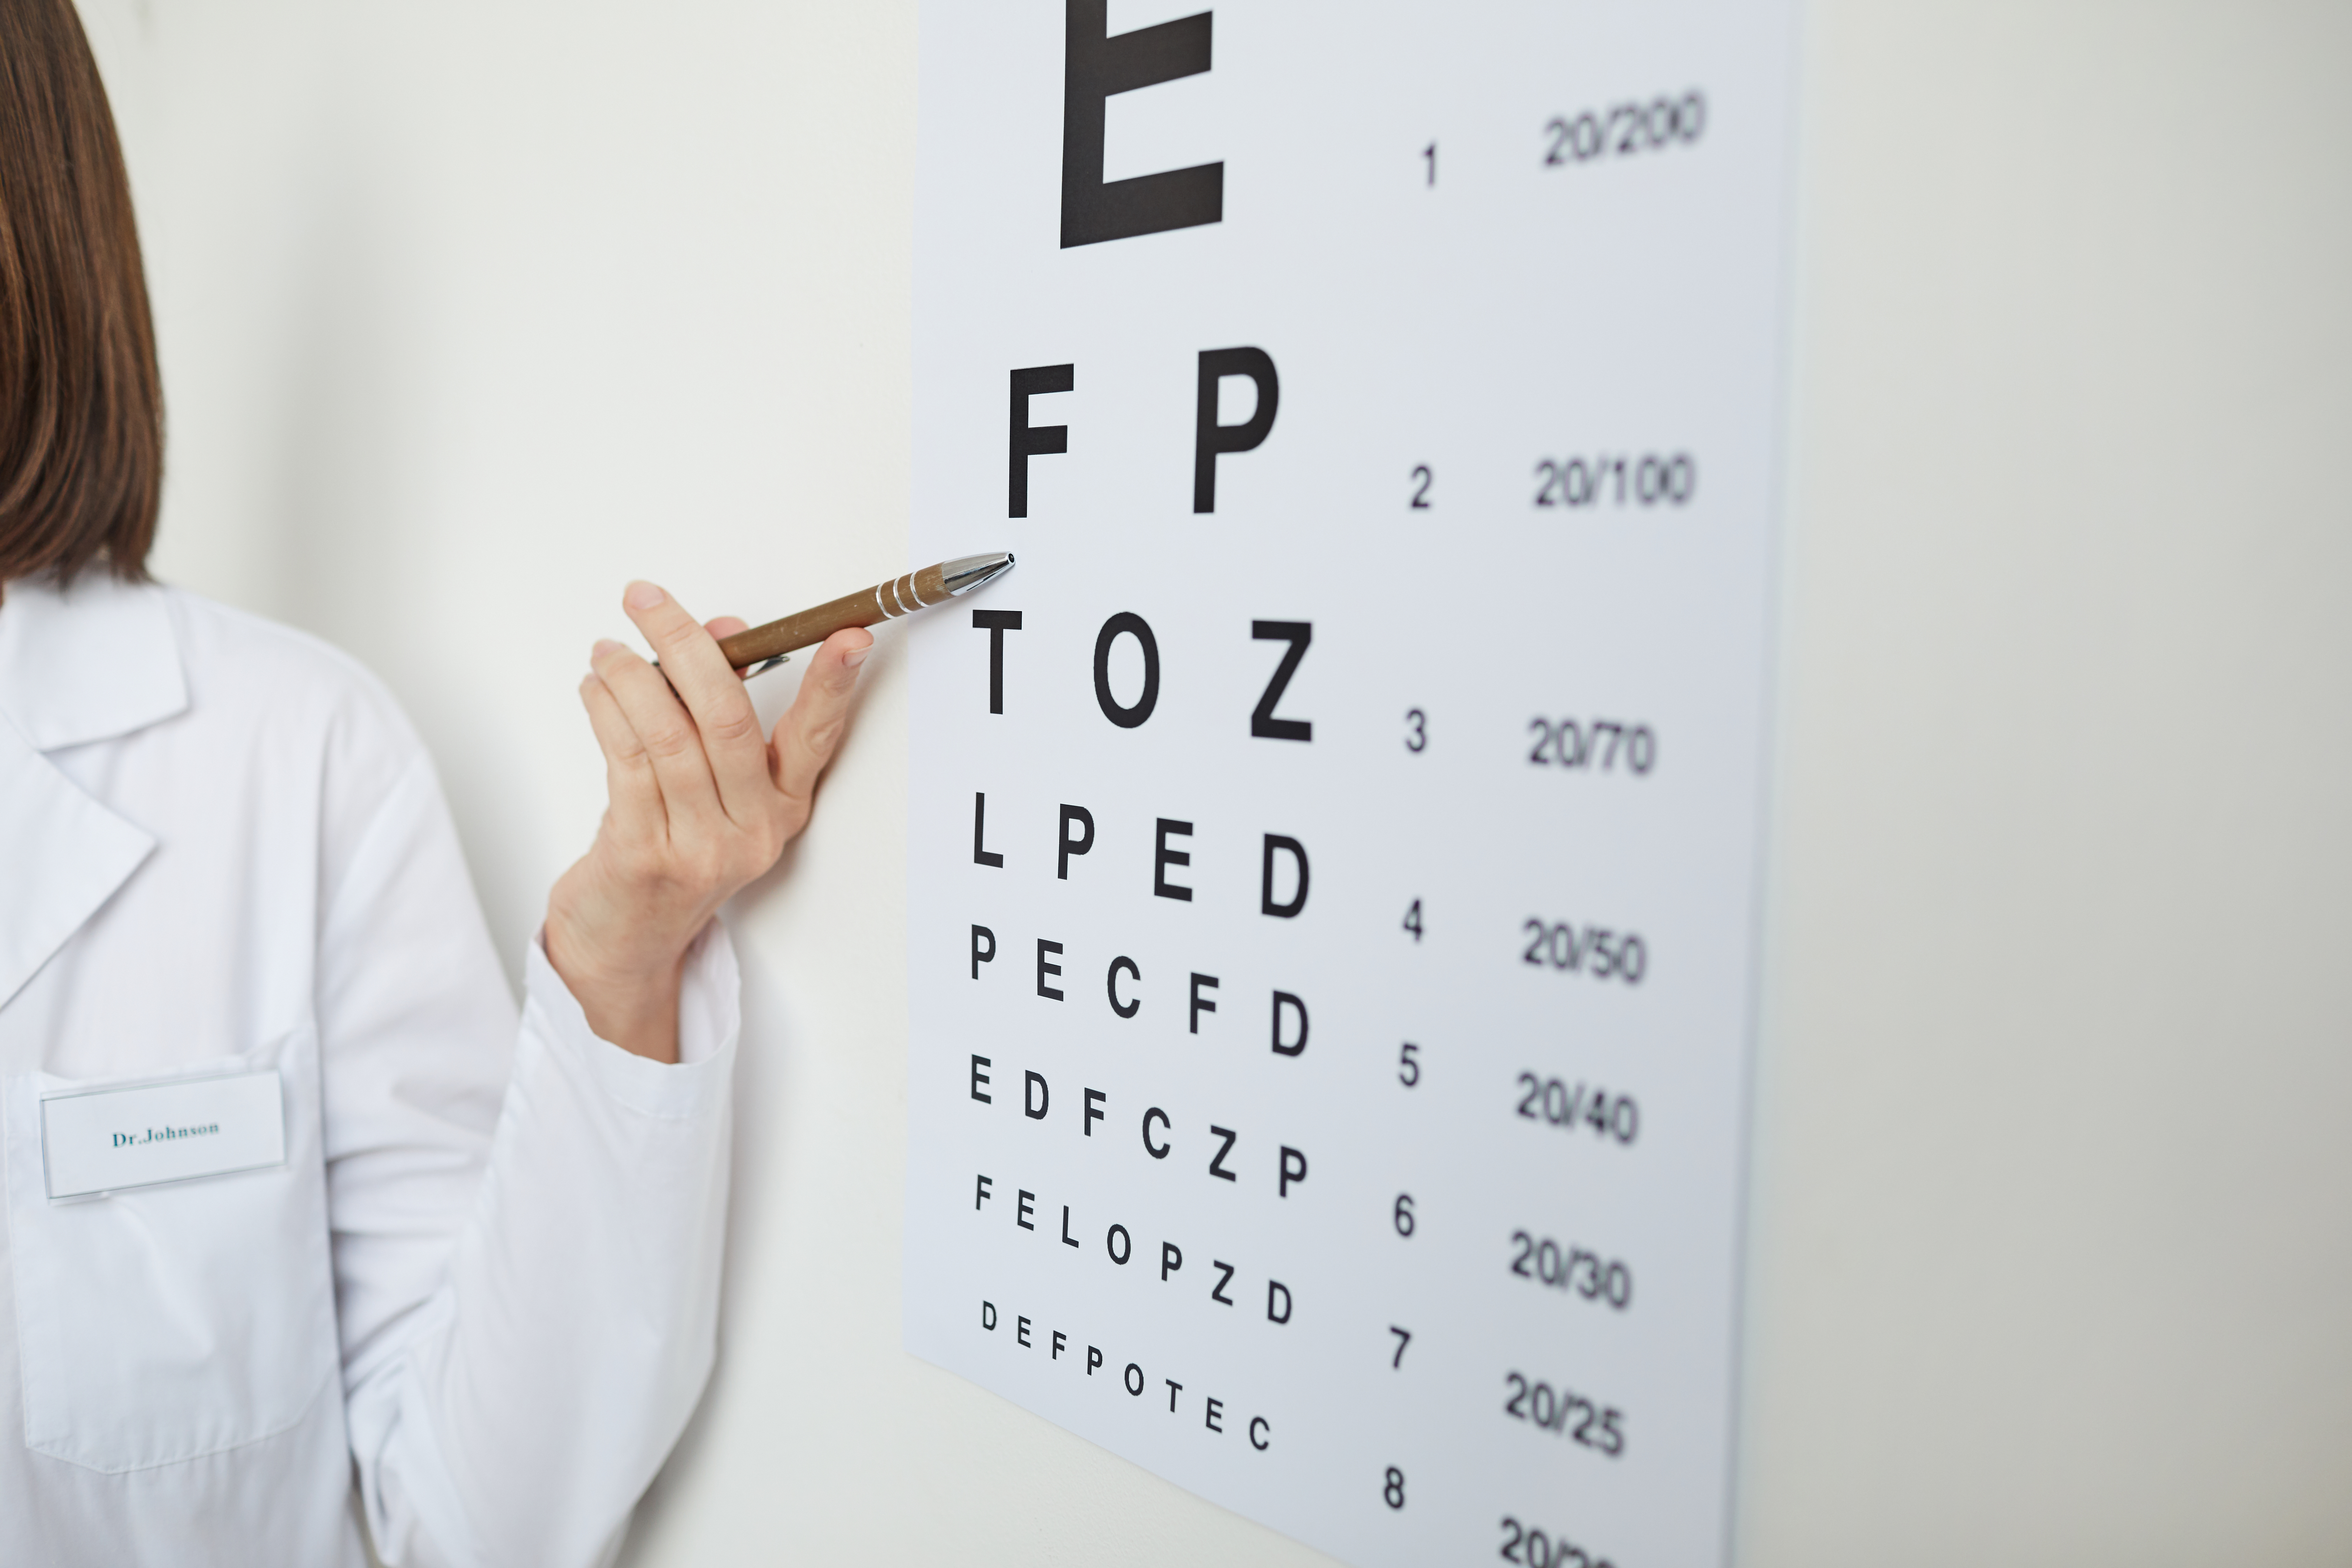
[903,4,1795,1564]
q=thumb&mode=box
[772,628,873,809]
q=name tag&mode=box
[40,1070,286,1199]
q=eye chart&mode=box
[901,4,1795,1564]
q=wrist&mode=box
[542,907,693,1064]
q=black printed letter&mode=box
[1208,1125,1238,1182]
[1250,622,1311,741]
[1195,348,1279,512]
[1271,991,1308,1056]
[972,609,1024,712]
[1155,819,1193,900]
[973,792,1003,868]
[1060,2,1220,249]
[1189,972,1219,1034]
[1008,366,1072,517]
[1094,613,1161,728]
[1260,834,1308,917]
[1058,805,1096,880]
[1107,955,1141,1017]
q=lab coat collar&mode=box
[0,574,174,1011]
[0,573,188,751]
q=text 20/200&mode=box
[1545,91,1706,166]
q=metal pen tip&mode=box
[941,552,1016,596]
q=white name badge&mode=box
[40,1070,286,1199]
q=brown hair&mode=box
[0,0,160,586]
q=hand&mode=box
[546,580,872,1062]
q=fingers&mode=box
[704,616,751,679]
[773,627,873,814]
[619,582,775,824]
[578,662,668,844]
[590,633,727,832]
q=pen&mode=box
[712,552,1016,674]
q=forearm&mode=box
[348,928,737,1568]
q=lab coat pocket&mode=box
[4,1022,338,1473]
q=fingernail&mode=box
[843,645,870,668]
[624,581,665,611]
[592,638,623,658]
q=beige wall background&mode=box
[75,2,2352,1563]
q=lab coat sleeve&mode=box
[317,747,736,1568]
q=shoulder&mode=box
[157,589,465,916]
[162,587,426,767]
[143,587,443,861]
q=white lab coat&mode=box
[0,574,737,1567]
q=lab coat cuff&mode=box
[523,920,740,1119]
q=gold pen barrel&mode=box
[714,552,1014,671]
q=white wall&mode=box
[77,3,2352,1564]
[1745,7,2352,1563]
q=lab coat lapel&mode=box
[0,720,153,1010]
[0,576,182,1010]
